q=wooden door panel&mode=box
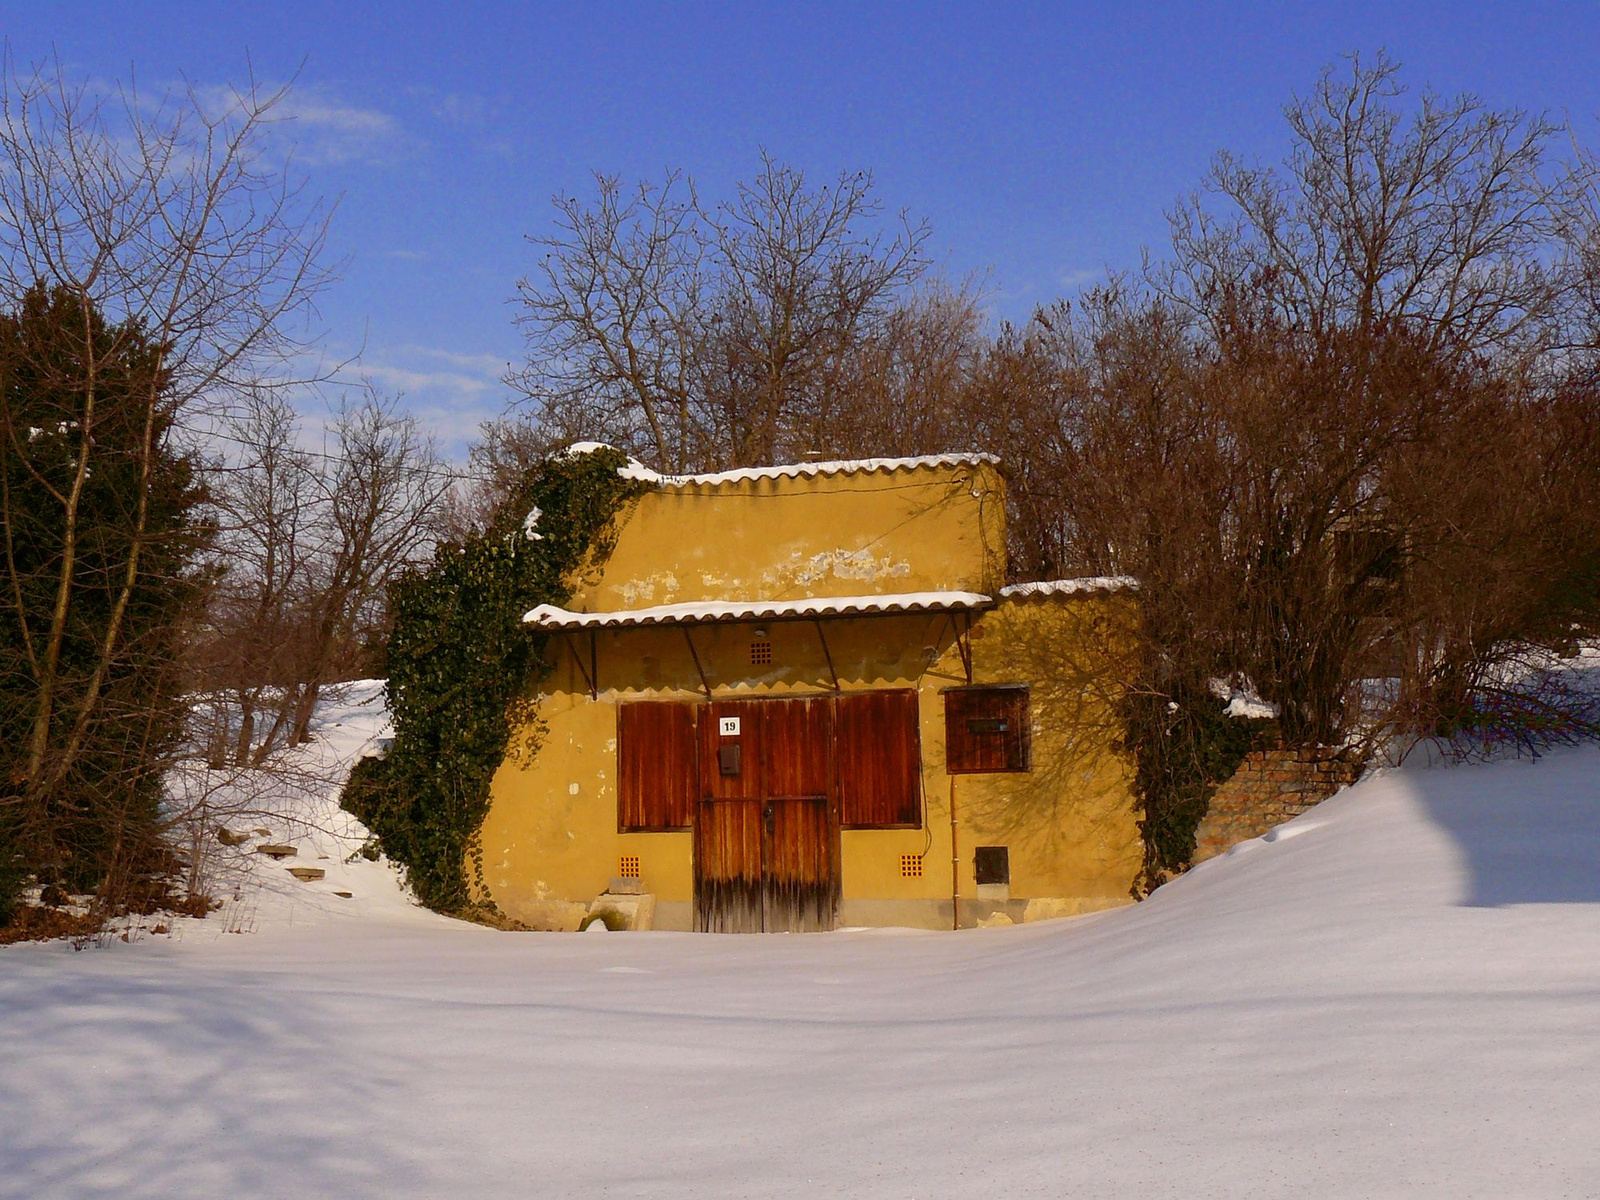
[762,696,833,799]
[759,696,838,933]
[699,701,761,800]
[693,798,763,934]
[691,695,840,933]
[764,796,835,933]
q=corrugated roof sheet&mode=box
[998,576,1139,599]
[524,590,995,631]
[559,442,998,489]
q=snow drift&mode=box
[2,682,1599,1198]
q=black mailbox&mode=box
[718,743,742,776]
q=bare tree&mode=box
[1145,51,1600,747]
[1162,51,1585,365]
[1386,365,1600,742]
[436,414,565,544]
[282,386,451,745]
[198,386,316,766]
[0,54,333,906]
[509,154,931,471]
[510,171,709,472]
[703,156,931,465]
[827,282,986,459]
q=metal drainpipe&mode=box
[949,775,961,931]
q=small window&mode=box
[944,686,1030,773]
[899,853,923,879]
[749,640,773,666]
[974,846,1009,886]
[618,855,641,880]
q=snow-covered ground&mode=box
[4,683,1600,1198]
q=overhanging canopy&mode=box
[523,591,995,631]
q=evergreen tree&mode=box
[0,284,206,911]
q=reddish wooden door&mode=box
[694,700,766,934]
[761,697,838,932]
[692,697,839,933]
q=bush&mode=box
[341,447,644,914]
[1122,680,1274,888]
[0,830,27,928]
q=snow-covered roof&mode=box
[560,442,998,489]
[525,576,1139,632]
[524,590,994,631]
[998,576,1140,599]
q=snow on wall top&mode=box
[524,590,994,630]
[998,576,1140,599]
[558,441,998,489]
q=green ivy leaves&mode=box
[342,446,644,915]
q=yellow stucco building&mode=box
[480,452,1143,932]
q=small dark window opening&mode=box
[750,640,773,666]
[974,846,1010,886]
[944,686,1031,773]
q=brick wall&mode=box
[1191,748,1361,864]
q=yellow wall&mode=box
[944,593,1144,919]
[480,591,1143,931]
[576,460,1007,609]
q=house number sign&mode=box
[719,716,741,736]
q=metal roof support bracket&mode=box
[946,612,974,685]
[813,618,841,692]
[564,633,598,699]
[681,627,714,701]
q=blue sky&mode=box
[10,2,1600,457]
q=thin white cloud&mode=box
[189,81,416,166]
[407,346,513,376]
[358,363,496,396]
[403,84,520,158]
[432,92,491,126]
[404,84,493,127]
[283,96,397,137]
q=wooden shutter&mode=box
[837,690,922,828]
[617,701,697,830]
[944,686,1031,774]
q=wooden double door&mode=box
[693,697,840,933]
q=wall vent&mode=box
[618,855,641,880]
[749,640,773,666]
[899,853,923,879]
